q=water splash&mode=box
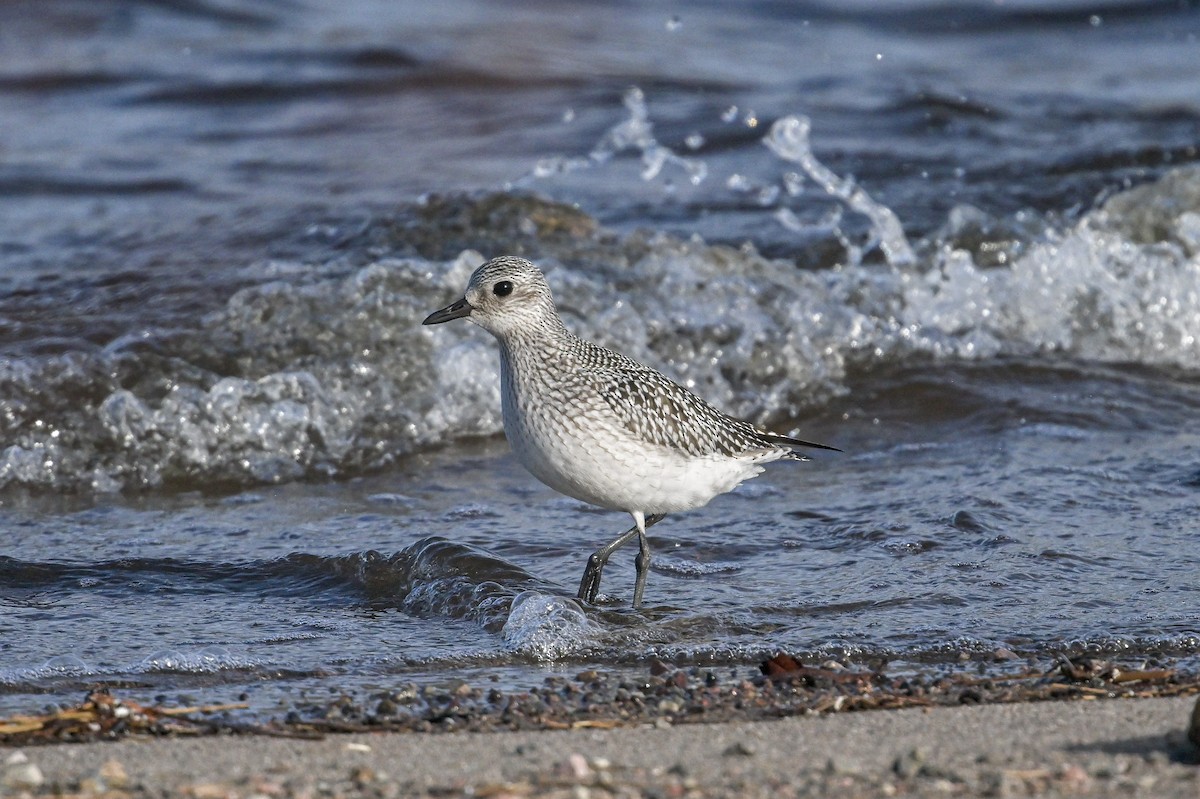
[2,169,1199,492]
[764,115,916,268]
[524,87,707,188]
[500,590,592,661]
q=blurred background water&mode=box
[1,0,1198,717]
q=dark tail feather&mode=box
[760,432,842,453]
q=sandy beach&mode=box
[4,694,1197,798]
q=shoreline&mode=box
[3,693,1197,798]
[4,654,1199,798]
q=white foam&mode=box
[500,590,592,661]
[3,165,1199,492]
[137,646,256,673]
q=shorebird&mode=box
[422,256,837,608]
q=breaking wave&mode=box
[2,161,1198,492]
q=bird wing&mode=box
[571,339,839,458]
[591,362,791,458]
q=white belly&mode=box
[504,392,767,515]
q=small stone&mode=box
[392,683,420,703]
[992,647,1020,661]
[723,741,754,758]
[824,756,861,775]
[2,762,44,790]
[1058,764,1091,792]
[99,759,128,789]
[654,717,672,729]
[918,763,965,782]
[893,748,926,779]
[567,753,591,780]
[649,659,671,676]
[576,670,601,682]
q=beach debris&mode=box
[0,688,249,746]
[1,655,1196,747]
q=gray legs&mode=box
[577,512,666,608]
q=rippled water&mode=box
[2,1,1199,717]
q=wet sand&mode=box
[6,694,1197,798]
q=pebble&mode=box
[99,758,129,789]
[1058,763,1092,792]
[893,747,926,779]
[824,755,862,775]
[2,761,44,791]
[565,753,591,780]
[722,741,755,757]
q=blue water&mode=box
[1,1,1199,718]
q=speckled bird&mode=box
[422,255,838,608]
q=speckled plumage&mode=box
[423,256,836,607]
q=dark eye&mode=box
[493,280,513,297]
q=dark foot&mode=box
[632,537,652,609]
[577,552,607,604]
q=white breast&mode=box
[501,356,772,514]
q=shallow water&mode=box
[2,1,1199,717]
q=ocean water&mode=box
[2,0,1199,717]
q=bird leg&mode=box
[578,524,639,605]
[631,513,665,609]
[577,513,666,607]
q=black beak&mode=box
[422,297,473,325]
